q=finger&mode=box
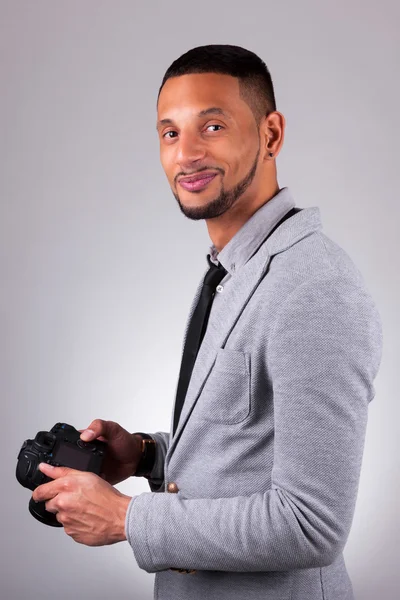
[38,463,76,480]
[32,479,60,503]
[78,428,106,442]
[45,499,58,514]
[80,419,118,442]
[80,419,107,441]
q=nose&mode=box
[175,131,207,169]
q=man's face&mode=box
[156,73,262,220]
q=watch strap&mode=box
[132,432,156,477]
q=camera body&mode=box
[16,422,107,526]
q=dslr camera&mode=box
[16,422,107,527]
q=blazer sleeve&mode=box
[125,271,383,573]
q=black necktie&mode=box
[173,255,227,435]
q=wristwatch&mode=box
[133,432,156,477]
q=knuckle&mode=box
[85,472,97,485]
[57,495,68,510]
[62,478,72,491]
[91,418,105,431]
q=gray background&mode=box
[1,1,398,599]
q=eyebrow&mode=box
[156,107,232,130]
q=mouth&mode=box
[178,171,218,192]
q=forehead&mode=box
[157,73,250,126]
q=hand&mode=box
[79,419,143,485]
[32,463,132,546]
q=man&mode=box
[33,45,382,599]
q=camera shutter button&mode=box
[77,439,96,451]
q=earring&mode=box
[269,152,274,157]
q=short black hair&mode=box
[157,44,276,126]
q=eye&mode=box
[161,124,223,140]
[162,130,178,139]
[206,124,223,132]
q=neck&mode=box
[206,182,280,253]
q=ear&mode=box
[260,111,286,161]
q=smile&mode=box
[179,174,217,192]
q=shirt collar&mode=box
[208,187,296,275]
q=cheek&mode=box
[222,140,253,178]
[235,143,257,175]
[160,150,174,182]
[227,157,246,181]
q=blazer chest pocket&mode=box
[196,348,251,424]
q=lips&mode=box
[179,171,216,184]
[178,171,217,192]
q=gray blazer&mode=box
[125,189,383,600]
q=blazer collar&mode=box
[266,205,322,256]
[209,187,297,275]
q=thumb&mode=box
[38,463,76,479]
[80,418,109,441]
[80,428,96,441]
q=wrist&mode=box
[113,494,131,544]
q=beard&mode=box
[172,144,260,221]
